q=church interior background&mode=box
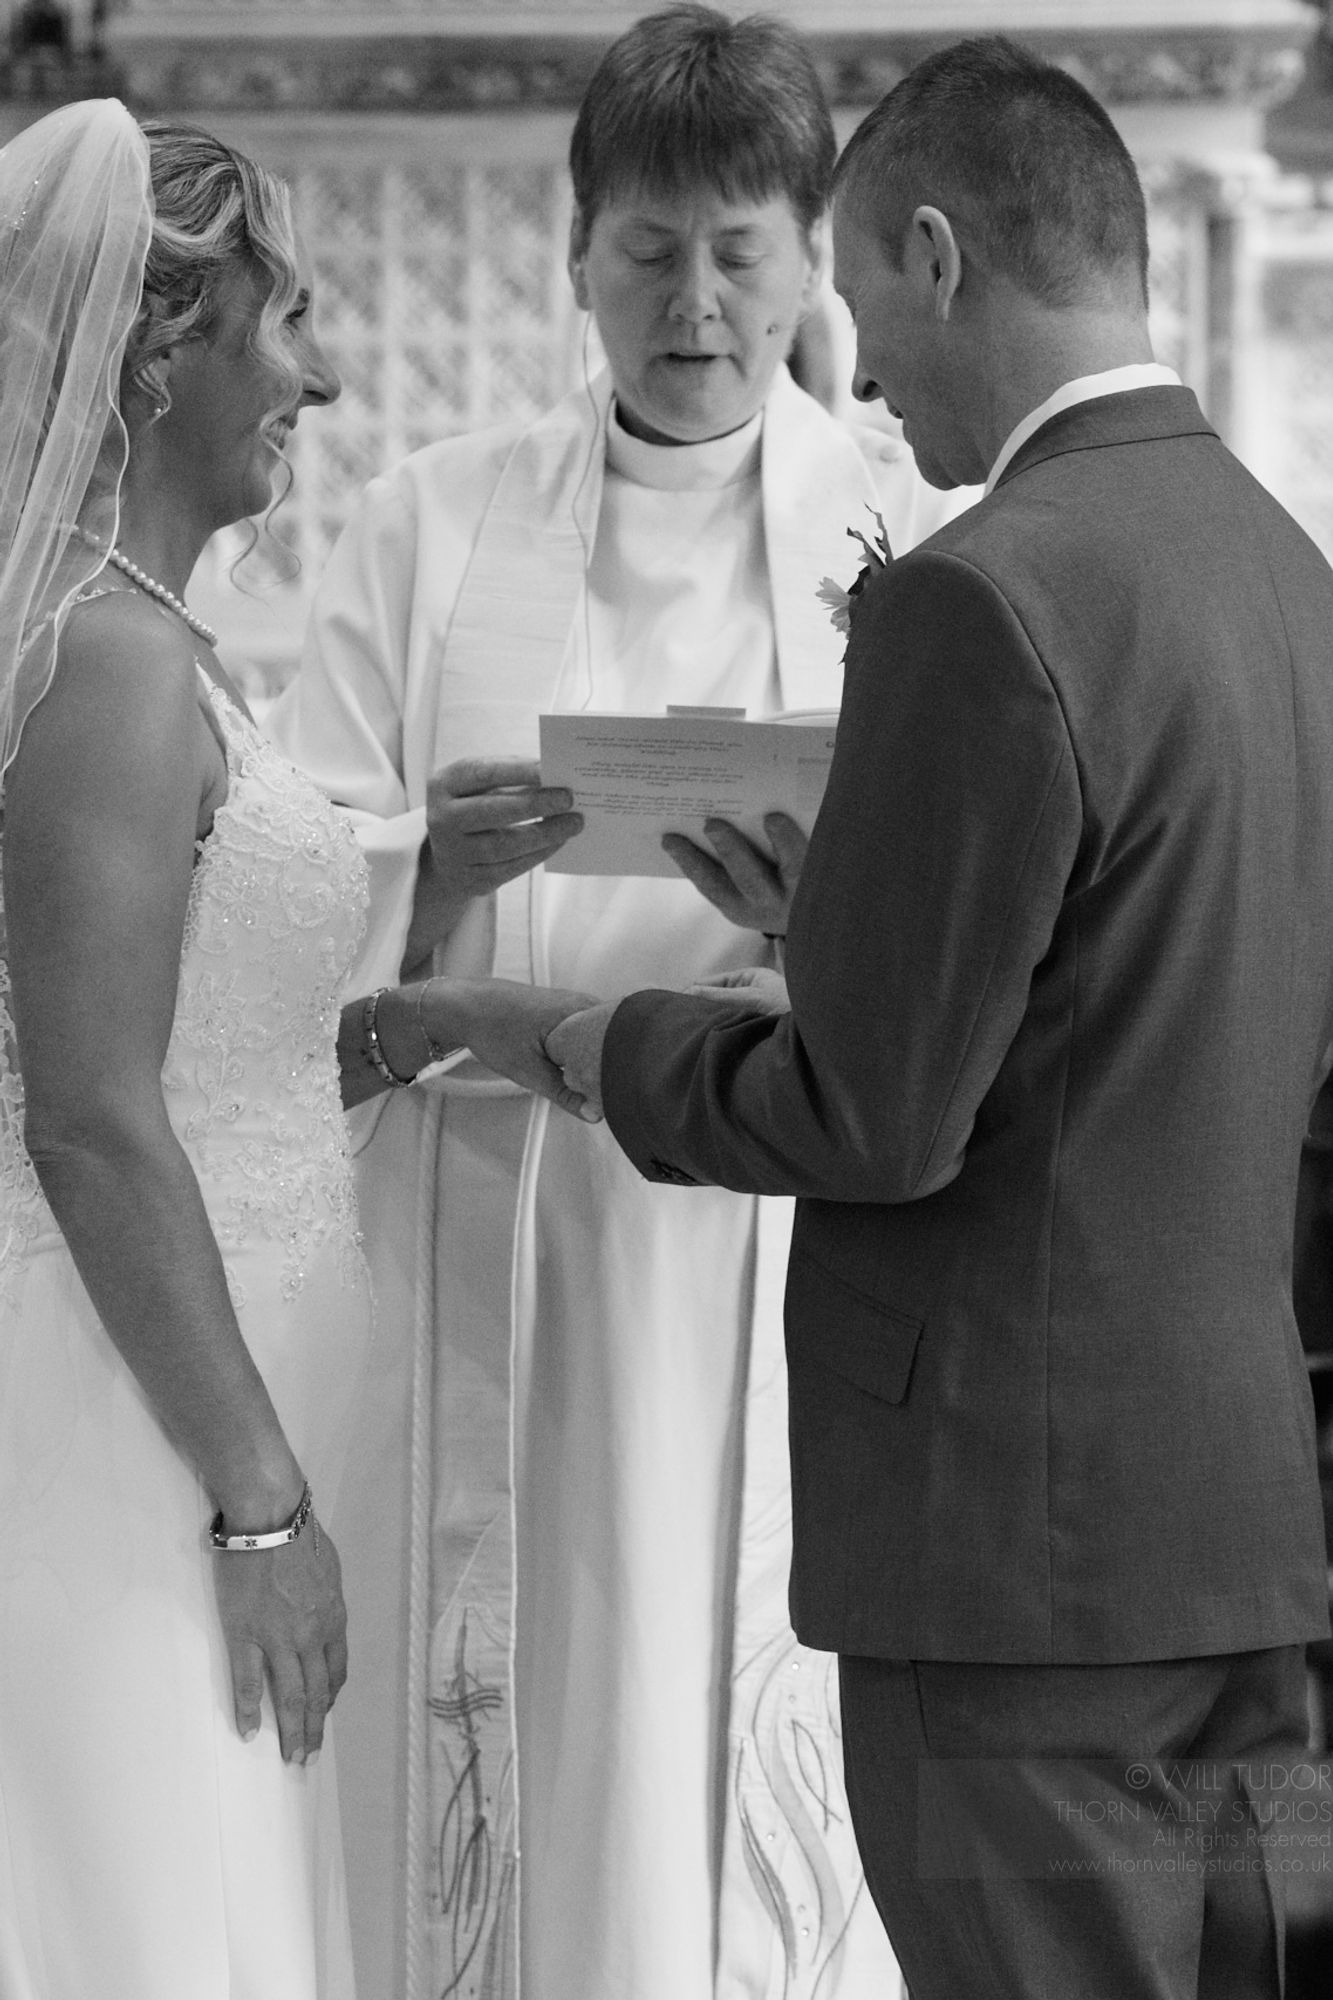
[5,0,1333,699]
[6,0,1333,1988]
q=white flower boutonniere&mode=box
[816,508,894,650]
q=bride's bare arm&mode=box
[3,598,340,1762]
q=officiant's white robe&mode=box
[271,368,964,2000]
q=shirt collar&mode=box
[984,363,1182,496]
[606,399,763,491]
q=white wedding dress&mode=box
[0,673,373,2000]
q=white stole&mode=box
[416,374,884,1998]
[434,364,878,766]
[426,365,880,979]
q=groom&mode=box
[549,35,1333,2000]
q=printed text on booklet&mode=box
[538,708,838,878]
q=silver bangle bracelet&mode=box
[415,975,463,1070]
[210,1480,315,1552]
[364,986,416,1087]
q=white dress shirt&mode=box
[984,362,1182,495]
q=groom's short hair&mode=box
[569,4,835,236]
[834,36,1150,309]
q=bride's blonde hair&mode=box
[125,122,307,571]
[0,102,312,772]
[125,122,303,426]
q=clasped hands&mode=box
[415,756,800,1121]
[544,965,790,1121]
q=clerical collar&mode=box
[606,400,763,491]
[985,363,1182,495]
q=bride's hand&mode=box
[420,976,604,1121]
[212,1511,347,1763]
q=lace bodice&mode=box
[0,677,369,1303]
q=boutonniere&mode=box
[816,509,894,649]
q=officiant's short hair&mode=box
[569,4,835,234]
[833,35,1149,310]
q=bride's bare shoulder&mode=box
[55,587,203,708]
[61,584,198,659]
[16,589,210,784]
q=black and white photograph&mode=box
[4,4,1333,1997]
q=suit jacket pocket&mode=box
[786,1250,923,1405]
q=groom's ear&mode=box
[797,219,829,322]
[568,212,592,311]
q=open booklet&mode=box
[538,705,839,878]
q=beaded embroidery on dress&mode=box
[0,672,370,1308]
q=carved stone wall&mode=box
[1230,192,1333,552]
[188,115,587,684]
[101,1,1321,117]
[184,116,1274,694]
[285,141,581,565]
[6,0,1324,683]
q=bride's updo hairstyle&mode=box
[123,122,303,427]
[0,102,307,772]
[568,3,834,242]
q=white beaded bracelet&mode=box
[210,1481,315,1552]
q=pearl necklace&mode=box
[104,546,218,648]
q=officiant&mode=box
[271,8,967,1996]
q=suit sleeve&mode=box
[602,549,1081,1202]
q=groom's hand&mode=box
[663,811,807,936]
[545,1002,617,1122]
[687,966,790,1014]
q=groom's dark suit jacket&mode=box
[603,387,1333,1665]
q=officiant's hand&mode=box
[406,758,584,973]
[426,757,583,899]
[663,812,807,936]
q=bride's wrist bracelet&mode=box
[364,981,463,1089]
[415,975,463,1070]
[210,1481,316,1553]
[364,986,417,1087]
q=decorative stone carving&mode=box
[66,0,1333,694]
[106,39,1315,114]
[1052,37,1308,108]
[102,6,1321,114]
[112,44,601,113]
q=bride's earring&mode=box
[134,360,169,424]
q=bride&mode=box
[0,100,591,1997]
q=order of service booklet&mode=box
[538,707,839,878]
